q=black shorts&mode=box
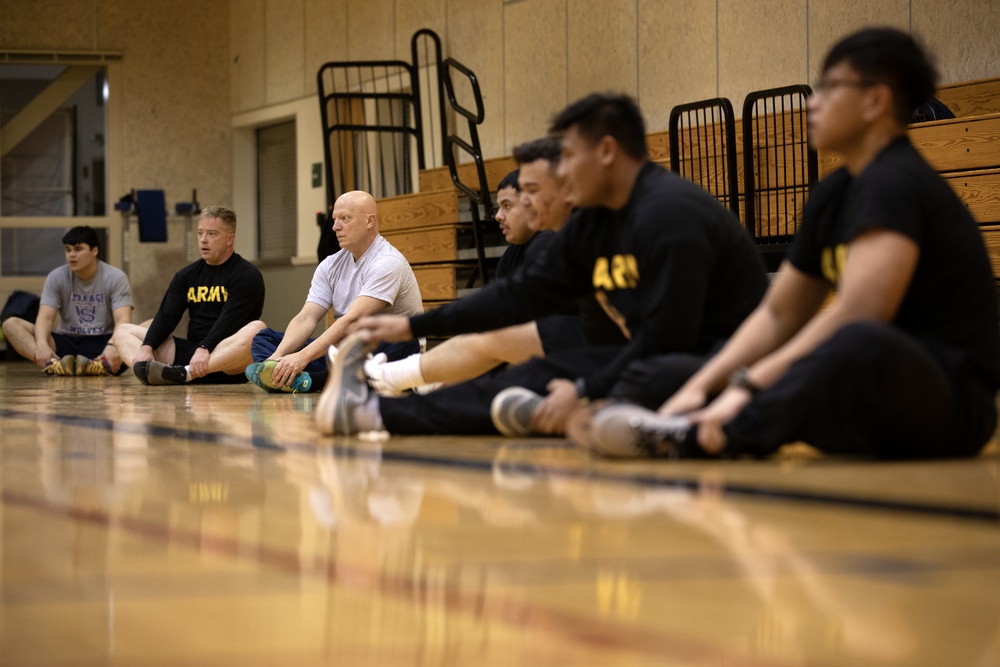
[52,332,112,359]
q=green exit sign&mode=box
[312,163,322,187]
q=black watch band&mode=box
[728,367,761,396]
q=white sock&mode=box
[183,365,193,382]
[377,354,426,393]
[352,396,384,431]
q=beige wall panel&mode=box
[568,0,637,101]
[446,0,505,158]
[718,0,807,115]
[395,0,446,62]
[504,0,567,151]
[265,0,306,104]
[231,0,266,112]
[806,0,908,82]
[97,0,232,318]
[305,0,347,96]
[637,0,716,134]
[347,0,395,61]
[913,0,1000,84]
[0,0,95,50]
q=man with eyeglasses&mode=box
[579,27,999,461]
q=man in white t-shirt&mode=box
[2,226,132,375]
[245,190,423,392]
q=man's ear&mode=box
[597,135,617,167]
[864,83,894,122]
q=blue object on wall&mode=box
[135,190,167,242]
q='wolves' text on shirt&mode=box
[187,286,229,303]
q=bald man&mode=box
[245,190,424,393]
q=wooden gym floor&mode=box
[0,361,998,666]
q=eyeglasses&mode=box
[812,78,877,95]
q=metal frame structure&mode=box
[668,97,740,220]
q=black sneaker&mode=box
[316,332,377,435]
[133,361,151,385]
[145,361,187,385]
[588,403,694,459]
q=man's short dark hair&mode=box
[512,136,561,167]
[62,226,101,252]
[549,93,648,161]
[498,169,520,192]
[822,27,938,126]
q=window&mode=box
[0,54,122,284]
[256,120,297,262]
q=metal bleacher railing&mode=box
[742,84,818,271]
[668,97,740,219]
[316,29,494,285]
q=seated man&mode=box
[2,226,132,375]
[113,206,266,385]
[365,138,602,396]
[580,28,999,461]
[244,190,423,393]
[316,93,769,437]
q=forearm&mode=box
[273,313,320,357]
[684,304,798,394]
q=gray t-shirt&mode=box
[40,261,132,336]
[306,235,423,318]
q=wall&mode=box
[0,0,232,321]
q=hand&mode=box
[659,385,708,416]
[34,343,57,368]
[188,347,211,379]
[271,351,309,386]
[688,386,753,454]
[530,378,581,435]
[351,315,413,342]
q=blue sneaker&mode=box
[245,360,312,393]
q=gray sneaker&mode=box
[588,403,692,459]
[316,332,377,435]
[490,386,544,437]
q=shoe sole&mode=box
[490,386,539,437]
[589,403,690,458]
[316,332,375,435]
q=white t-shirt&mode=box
[306,235,423,318]
[40,260,132,336]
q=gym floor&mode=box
[1,362,998,666]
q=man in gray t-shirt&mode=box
[244,190,423,393]
[2,226,132,375]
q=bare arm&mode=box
[661,263,829,414]
[32,305,60,366]
[690,230,919,452]
[270,296,389,386]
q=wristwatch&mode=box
[728,367,761,396]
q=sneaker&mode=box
[490,386,544,437]
[588,403,693,459]
[75,355,110,376]
[42,354,76,376]
[144,361,187,385]
[133,360,151,385]
[316,332,377,435]
[245,359,312,393]
[245,361,280,393]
